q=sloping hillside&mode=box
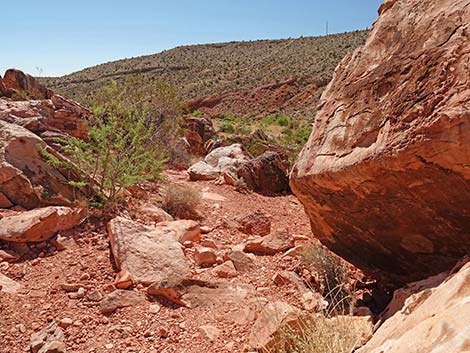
[42,30,367,118]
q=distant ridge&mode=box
[42,30,368,118]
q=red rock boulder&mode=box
[290,0,470,286]
[2,69,53,100]
[0,120,83,209]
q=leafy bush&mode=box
[43,75,179,206]
[262,114,292,127]
[162,184,201,218]
[220,122,235,133]
[192,109,202,117]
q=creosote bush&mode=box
[42,75,181,207]
[162,184,201,219]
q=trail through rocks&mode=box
[0,169,317,353]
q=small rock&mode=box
[0,249,20,262]
[76,287,86,299]
[104,343,114,349]
[99,290,146,314]
[199,325,221,342]
[114,269,133,289]
[149,304,161,314]
[236,210,271,236]
[225,250,255,272]
[283,245,305,258]
[200,226,212,234]
[244,228,295,255]
[58,318,73,329]
[30,321,66,353]
[301,291,328,312]
[212,261,237,278]
[86,289,103,302]
[195,247,217,267]
[200,239,218,249]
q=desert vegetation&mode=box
[42,75,181,206]
[41,30,368,119]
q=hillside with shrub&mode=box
[42,30,368,119]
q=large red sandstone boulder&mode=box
[237,151,290,194]
[0,120,81,209]
[290,0,470,286]
[185,116,216,155]
[2,69,53,99]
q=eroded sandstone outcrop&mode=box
[290,0,470,285]
[2,69,53,100]
[0,120,83,209]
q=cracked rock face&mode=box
[290,0,470,286]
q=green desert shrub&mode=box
[42,76,180,206]
[220,122,235,133]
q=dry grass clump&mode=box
[161,184,201,219]
[273,313,362,353]
[300,243,351,308]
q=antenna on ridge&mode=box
[326,21,329,36]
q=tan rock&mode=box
[0,207,86,242]
[0,272,21,294]
[272,271,307,292]
[200,325,221,343]
[114,269,133,289]
[99,290,146,314]
[248,301,301,351]
[155,219,201,244]
[30,321,65,353]
[225,250,255,272]
[195,246,217,267]
[212,261,237,278]
[300,291,328,312]
[107,217,191,286]
[137,204,174,224]
[188,144,250,181]
[290,0,470,285]
[244,228,295,255]
[358,261,470,353]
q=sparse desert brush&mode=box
[41,75,179,207]
[300,243,351,310]
[162,184,201,219]
[272,311,362,353]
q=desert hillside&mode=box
[42,31,367,118]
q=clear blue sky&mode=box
[3,0,383,77]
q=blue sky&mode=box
[3,0,383,77]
